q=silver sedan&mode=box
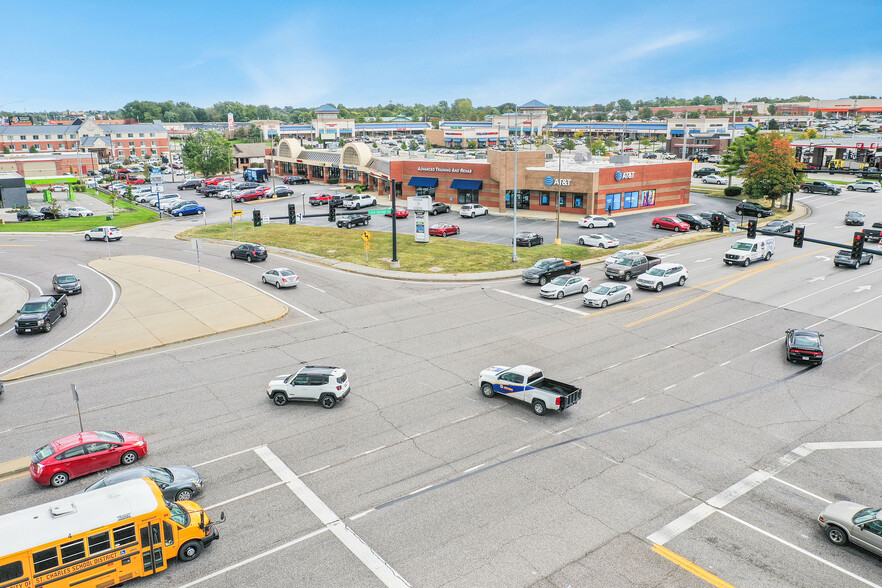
[539,276,591,299]
[818,501,882,556]
[582,283,633,308]
[262,268,299,288]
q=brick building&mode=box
[0,119,169,161]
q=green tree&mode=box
[181,130,232,178]
[637,107,653,119]
[767,118,779,130]
[452,98,474,120]
[640,137,651,153]
[467,139,477,149]
[29,145,38,153]
[813,110,823,119]
[2,146,8,154]
[767,104,778,116]
[714,96,728,105]
[742,132,801,208]
[656,109,674,118]
[617,98,633,112]
[720,126,760,185]
[799,128,819,139]
[409,139,419,150]
[339,138,345,147]
[562,138,576,151]
[589,139,607,155]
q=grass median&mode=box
[0,189,159,232]
[182,222,617,273]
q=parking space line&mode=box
[176,527,330,588]
[193,446,261,468]
[553,304,590,316]
[717,510,882,588]
[769,476,831,503]
[203,481,286,510]
[652,544,735,588]
[350,509,374,521]
[255,446,410,588]
[492,288,554,306]
[408,484,434,495]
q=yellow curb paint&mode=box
[652,544,735,588]
[0,472,30,483]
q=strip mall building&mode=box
[267,139,691,215]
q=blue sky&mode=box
[4,0,882,113]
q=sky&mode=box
[4,0,882,113]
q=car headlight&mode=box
[36,319,45,325]
[133,440,144,447]
[194,480,203,488]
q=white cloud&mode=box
[615,31,703,62]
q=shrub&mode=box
[724,186,742,197]
[327,178,339,185]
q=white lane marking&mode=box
[647,503,717,545]
[598,411,611,418]
[204,481,286,510]
[573,442,587,450]
[633,353,649,359]
[807,276,825,283]
[695,258,711,262]
[663,384,676,391]
[637,472,655,481]
[0,271,43,294]
[492,288,554,306]
[301,464,331,476]
[855,285,872,293]
[707,470,773,508]
[631,396,645,404]
[807,294,882,329]
[408,484,434,495]
[553,304,590,316]
[603,456,618,464]
[193,446,261,467]
[513,445,531,453]
[464,463,486,474]
[717,510,882,588]
[452,414,478,424]
[303,283,327,293]
[255,446,410,587]
[751,338,783,353]
[719,360,730,366]
[514,417,529,423]
[605,363,622,370]
[693,372,705,378]
[360,445,386,456]
[176,527,330,588]
[350,509,374,521]
[0,264,117,379]
[555,427,573,435]
[0,327,12,338]
[407,431,429,439]
[769,476,831,503]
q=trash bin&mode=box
[106,215,112,221]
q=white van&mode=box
[723,237,775,267]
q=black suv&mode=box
[178,179,203,190]
[329,194,345,208]
[17,209,45,221]
[337,214,370,229]
[735,201,773,218]
[676,213,710,230]
[39,206,70,219]
[230,243,268,262]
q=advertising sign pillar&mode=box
[409,196,431,243]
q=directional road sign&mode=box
[361,231,371,241]
[232,210,243,216]
[366,209,392,215]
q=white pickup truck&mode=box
[343,194,377,209]
[478,365,582,416]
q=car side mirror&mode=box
[17,310,20,313]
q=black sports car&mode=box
[785,329,823,365]
[844,211,865,226]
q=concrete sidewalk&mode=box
[3,255,289,380]
[0,276,29,324]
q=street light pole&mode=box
[512,105,519,263]
[555,146,561,245]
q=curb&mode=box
[0,457,31,480]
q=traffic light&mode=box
[711,213,724,233]
[328,206,336,223]
[851,231,865,260]
[747,219,757,239]
[252,209,262,227]
[288,203,296,225]
[793,226,805,248]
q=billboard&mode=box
[10,115,33,125]
[227,112,234,132]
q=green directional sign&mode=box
[366,208,392,215]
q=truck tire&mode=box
[624,272,631,281]
[538,276,548,286]
[43,321,52,333]
[272,392,287,406]
[481,383,495,398]
[765,252,772,261]
[532,400,547,416]
[319,394,336,409]
[61,305,67,317]
[743,258,750,267]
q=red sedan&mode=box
[429,223,460,237]
[126,177,145,184]
[235,190,264,202]
[385,206,409,218]
[30,430,148,487]
[205,176,233,186]
[652,216,690,232]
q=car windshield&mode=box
[645,267,666,276]
[57,276,77,284]
[731,242,752,251]
[618,258,637,266]
[853,507,881,525]
[94,431,125,443]
[21,302,48,313]
[32,444,54,463]
[549,276,569,286]
[149,466,174,485]
[592,286,611,295]
[534,260,552,269]
[166,501,191,525]
[792,335,819,348]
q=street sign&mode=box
[366,208,392,215]
[364,242,371,250]
[150,172,163,184]
[361,231,371,241]
[232,210,243,216]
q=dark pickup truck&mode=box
[862,223,882,243]
[15,294,68,334]
[521,258,581,285]
[605,253,662,281]
[800,181,841,195]
[337,214,370,229]
[692,167,718,178]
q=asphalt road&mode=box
[1,182,881,587]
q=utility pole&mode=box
[512,104,519,263]
[555,146,562,245]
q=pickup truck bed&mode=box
[604,254,662,281]
[479,365,582,415]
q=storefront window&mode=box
[457,189,479,204]
[574,195,583,208]
[344,170,358,181]
[296,164,308,176]
[604,193,622,212]
[328,166,340,180]
[415,186,436,198]
[505,190,530,209]
[623,191,639,209]
[540,192,550,206]
[311,166,324,179]
[559,193,567,208]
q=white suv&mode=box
[84,226,122,242]
[266,366,350,409]
[635,263,688,291]
[460,204,489,218]
[343,194,377,209]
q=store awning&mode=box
[408,176,438,188]
[451,179,483,190]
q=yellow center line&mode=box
[652,544,735,588]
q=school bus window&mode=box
[113,523,137,546]
[33,547,59,574]
[88,531,111,554]
[0,561,24,583]
[60,539,86,564]
[140,524,161,547]
[163,521,174,546]
[167,501,190,526]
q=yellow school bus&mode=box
[0,478,222,587]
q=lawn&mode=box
[0,189,159,232]
[183,222,620,273]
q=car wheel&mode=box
[743,258,750,267]
[246,255,253,263]
[674,226,680,232]
[84,233,92,241]
[581,285,589,293]
[320,394,337,409]
[853,262,859,269]
[868,256,874,265]
[655,282,663,292]
[484,209,488,215]
[588,223,594,229]
[828,190,835,195]
[120,451,138,466]
[556,291,564,299]
[61,306,68,317]
[624,293,631,302]
[600,242,606,248]
[262,277,267,283]
[654,223,661,229]
[765,252,772,261]
[275,281,281,289]
[230,252,236,259]
[538,276,548,286]
[601,300,608,308]
[847,185,854,191]
[481,383,495,398]
[578,238,586,245]
[355,203,360,209]
[175,488,194,502]
[50,472,70,487]
[43,321,52,333]
[272,392,287,406]
[678,276,686,286]
[532,400,547,416]
[456,228,460,235]
[825,526,849,546]
[471,212,476,218]
[178,540,204,562]
[624,272,631,281]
